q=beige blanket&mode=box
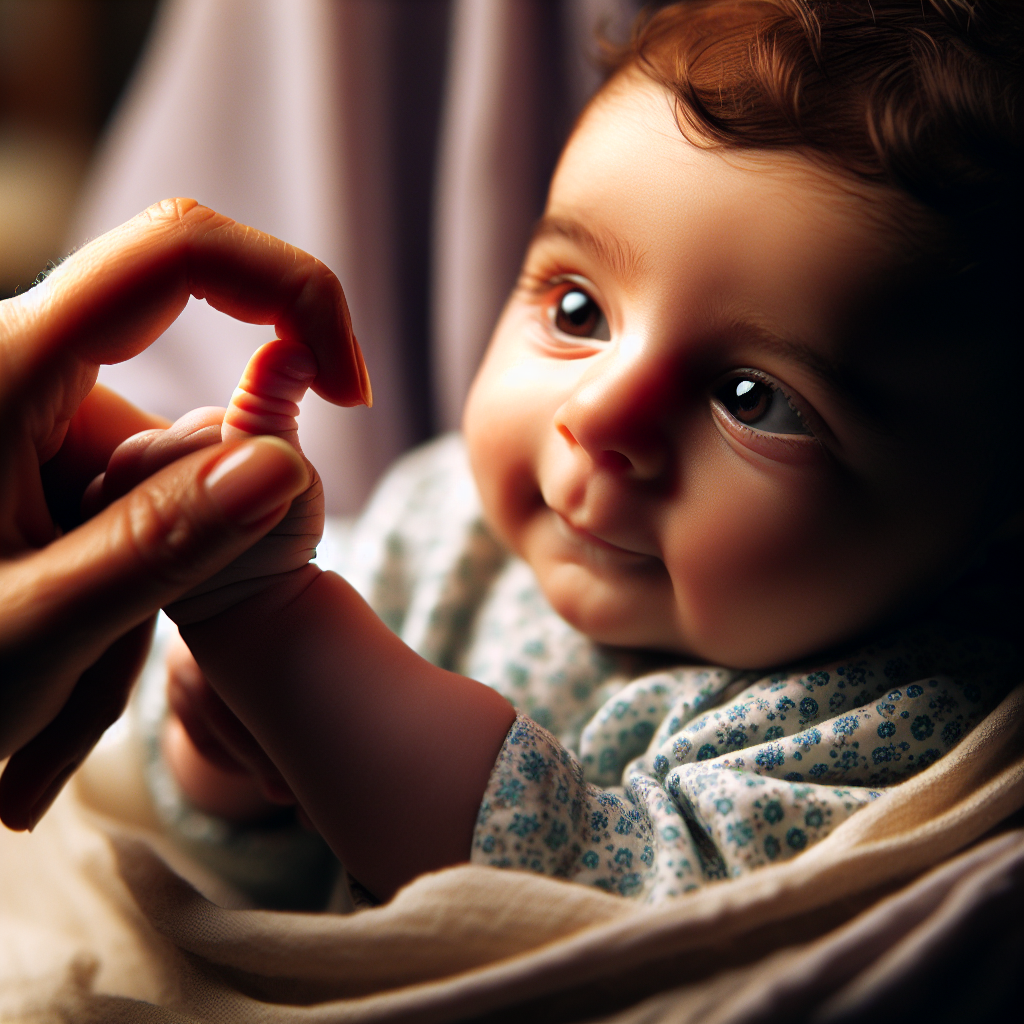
[2,685,1021,1023]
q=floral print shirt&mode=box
[322,435,1015,903]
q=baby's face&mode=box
[464,74,991,667]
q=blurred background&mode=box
[0,0,647,512]
[0,0,158,297]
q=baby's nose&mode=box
[554,337,673,481]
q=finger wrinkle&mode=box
[177,201,232,302]
[119,484,212,592]
[174,421,224,445]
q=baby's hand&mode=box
[89,341,327,822]
[88,339,325,624]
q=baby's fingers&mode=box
[222,339,317,451]
[85,407,226,517]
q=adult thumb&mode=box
[0,435,307,761]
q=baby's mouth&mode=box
[552,511,655,563]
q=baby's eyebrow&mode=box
[529,215,648,286]
[740,321,884,423]
[746,325,845,392]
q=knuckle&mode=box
[118,479,220,588]
[170,196,200,222]
[138,199,224,250]
[143,197,200,225]
[139,198,182,228]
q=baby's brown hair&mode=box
[608,0,1020,341]
[611,1,1019,226]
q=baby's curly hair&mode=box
[608,1,1020,334]
[612,1,1020,221]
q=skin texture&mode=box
[107,337,516,898]
[464,73,995,667]
[161,77,1007,896]
[0,198,369,831]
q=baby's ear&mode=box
[221,339,317,456]
[81,407,226,518]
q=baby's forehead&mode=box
[549,74,916,287]
[561,72,907,225]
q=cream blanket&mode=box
[1,685,1021,1023]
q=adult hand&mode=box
[0,198,370,831]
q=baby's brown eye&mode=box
[725,379,770,423]
[552,288,610,341]
[716,376,808,434]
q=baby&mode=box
[102,0,1020,904]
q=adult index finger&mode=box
[2,198,371,411]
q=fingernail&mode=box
[353,337,373,408]
[205,437,307,526]
[26,760,81,832]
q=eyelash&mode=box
[516,263,569,300]
[518,267,611,348]
[709,370,825,465]
[518,265,827,463]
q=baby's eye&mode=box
[715,375,809,435]
[551,287,610,341]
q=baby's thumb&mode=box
[222,339,317,453]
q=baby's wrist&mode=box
[168,563,323,627]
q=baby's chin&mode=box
[536,560,694,655]
[536,562,827,669]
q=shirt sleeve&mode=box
[473,714,705,899]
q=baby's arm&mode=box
[153,341,515,899]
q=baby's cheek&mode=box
[667,462,844,663]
